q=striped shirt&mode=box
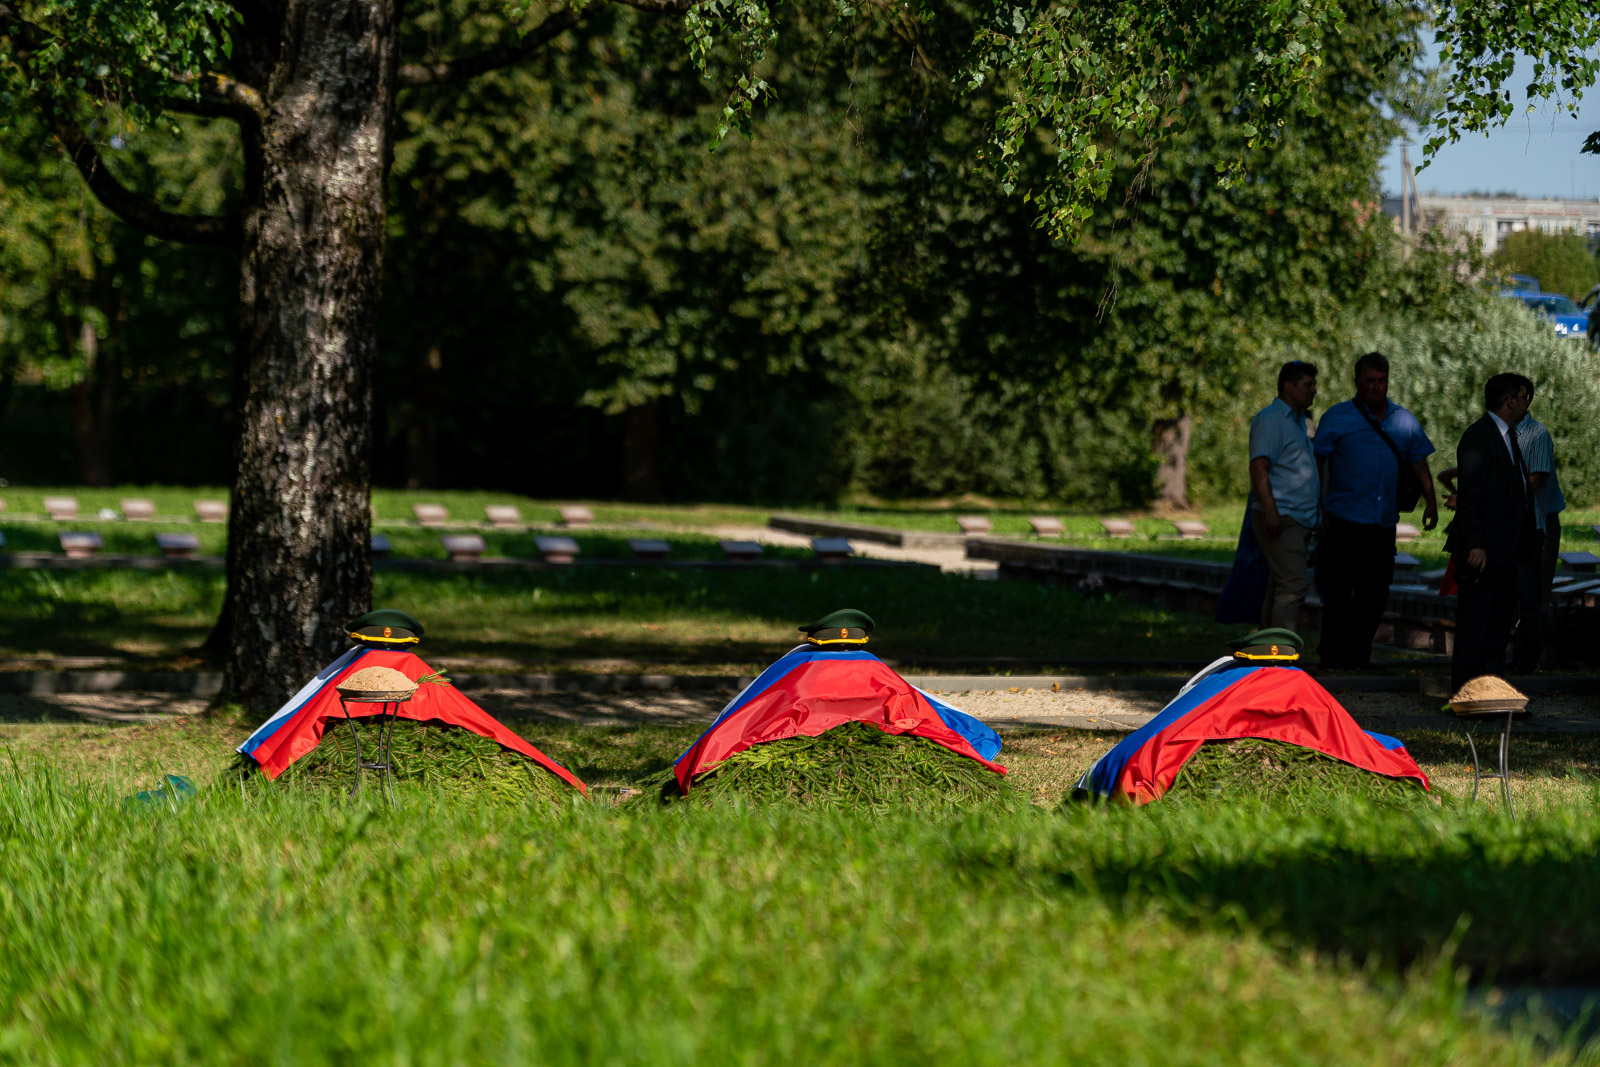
[1516,415,1565,531]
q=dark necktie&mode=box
[1508,427,1529,500]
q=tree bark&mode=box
[622,399,662,501]
[220,0,400,710]
[69,320,117,486]
[1152,414,1191,511]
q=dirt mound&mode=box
[1450,675,1526,705]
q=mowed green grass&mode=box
[0,565,1243,670]
[1,714,1598,1064]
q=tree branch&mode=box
[606,0,702,14]
[56,117,243,246]
[0,3,242,247]
[173,71,267,120]
[398,3,607,86]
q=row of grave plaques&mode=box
[954,515,1209,539]
[409,504,593,528]
[0,497,228,523]
[960,517,1430,542]
[37,533,852,563]
[416,536,853,564]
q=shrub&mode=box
[1190,293,1600,507]
[1489,230,1600,300]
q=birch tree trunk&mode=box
[220,0,400,709]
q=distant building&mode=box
[1379,194,1600,255]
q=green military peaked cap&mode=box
[800,608,875,647]
[1229,627,1302,662]
[348,608,425,646]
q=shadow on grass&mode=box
[951,785,1600,985]
[1400,729,1600,781]
[509,723,695,787]
[7,560,1242,665]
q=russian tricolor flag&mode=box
[237,648,587,795]
[673,647,1006,794]
[1077,663,1428,804]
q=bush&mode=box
[1188,293,1600,508]
[1360,296,1600,505]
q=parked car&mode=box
[1509,292,1590,340]
[1583,284,1600,349]
[1500,273,1542,295]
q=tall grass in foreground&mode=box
[0,764,1591,1064]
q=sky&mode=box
[1379,54,1600,201]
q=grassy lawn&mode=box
[0,565,1245,671]
[1,715,1598,1062]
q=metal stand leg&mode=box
[341,698,365,799]
[1459,713,1515,819]
[339,698,400,807]
[1463,721,1482,802]
[1498,711,1515,819]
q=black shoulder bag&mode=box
[1354,402,1423,513]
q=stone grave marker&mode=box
[441,534,486,561]
[155,532,200,559]
[194,500,228,523]
[59,531,102,558]
[719,540,764,561]
[627,539,671,560]
[44,496,78,521]
[536,536,581,564]
[412,503,449,527]
[811,537,854,562]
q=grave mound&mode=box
[234,717,572,808]
[650,722,1014,812]
[1162,737,1431,810]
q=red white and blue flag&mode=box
[1077,662,1428,804]
[237,647,588,795]
[673,647,1006,794]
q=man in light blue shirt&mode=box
[1513,400,1564,671]
[1311,352,1439,670]
[1248,360,1319,629]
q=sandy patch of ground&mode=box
[5,684,1596,735]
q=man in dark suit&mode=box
[1448,373,1537,690]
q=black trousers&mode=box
[1512,529,1548,673]
[1314,516,1396,669]
[1453,561,1520,691]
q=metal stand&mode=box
[338,694,410,805]
[1459,710,1516,818]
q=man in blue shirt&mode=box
[1248,360,1319,629]
[1512,395,1564,671]
[1312,352,1439,670]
